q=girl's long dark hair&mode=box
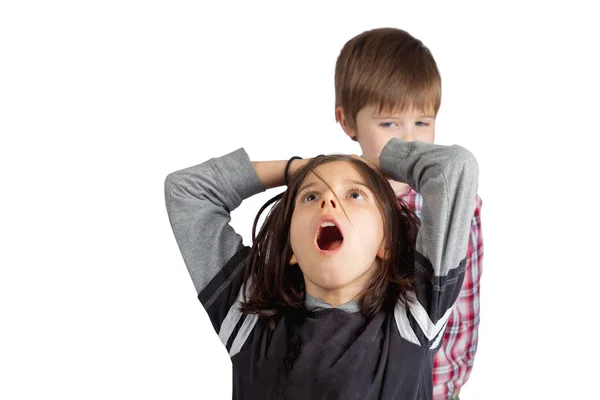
[240,155,420,327]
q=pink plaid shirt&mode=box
[397,189,483,400]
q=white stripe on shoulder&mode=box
[218,278,252,347]
[406,291,453,340]
[229,314,258,357]
[429,320,448,349]
[393,298,420,346]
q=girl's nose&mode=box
[320,192,337,209]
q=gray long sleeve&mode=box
[164,148,264,295]
[164,140,479,351]
[380,138,479,348]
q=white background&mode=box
[1,1,599,399]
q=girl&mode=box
[164,138,478,399]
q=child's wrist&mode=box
[286,158,312,184]
[284,156,303,186]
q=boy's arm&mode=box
[377,138,479,348]
[457,196,484,386]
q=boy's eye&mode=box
[380,122,398,128]
[415,121,430,127]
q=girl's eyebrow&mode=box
[298,179,368,194]
[344,179,368,188]
[298,181,318,193]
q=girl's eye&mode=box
[415,121,430,127]
[303,193,318,202]
[380,122,398,128]
[348,190,365,200]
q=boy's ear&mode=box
[335,106,358,141]
[290,254,298,265]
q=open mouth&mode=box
[316,221,344,251]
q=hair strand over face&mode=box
[240,155,420,327]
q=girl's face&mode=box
[289,161,385,304]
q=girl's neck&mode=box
[305,293,360,312]
[304,283,362,308]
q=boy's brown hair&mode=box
[335,28,441,131]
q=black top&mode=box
[164,139,479,399]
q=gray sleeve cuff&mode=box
[211,148,265,211]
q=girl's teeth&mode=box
[320,221,335,227]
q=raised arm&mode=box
[164,148,264,295]
[164,148,311,354]
[378,138,479,349]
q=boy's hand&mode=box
[351,154,381,173]
[361,156,380,169]
[353,154,410,194]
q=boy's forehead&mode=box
[370,103,436,118]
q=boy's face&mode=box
[337,104,436,159]
[337,104,436,193]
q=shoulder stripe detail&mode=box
[429,320,448,349]
[229,314,258,358]
[394,298,421,346]
[225,313,247,352]
[218,277,252,348]
[406,291,453,341]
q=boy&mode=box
[333,28,484,400]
